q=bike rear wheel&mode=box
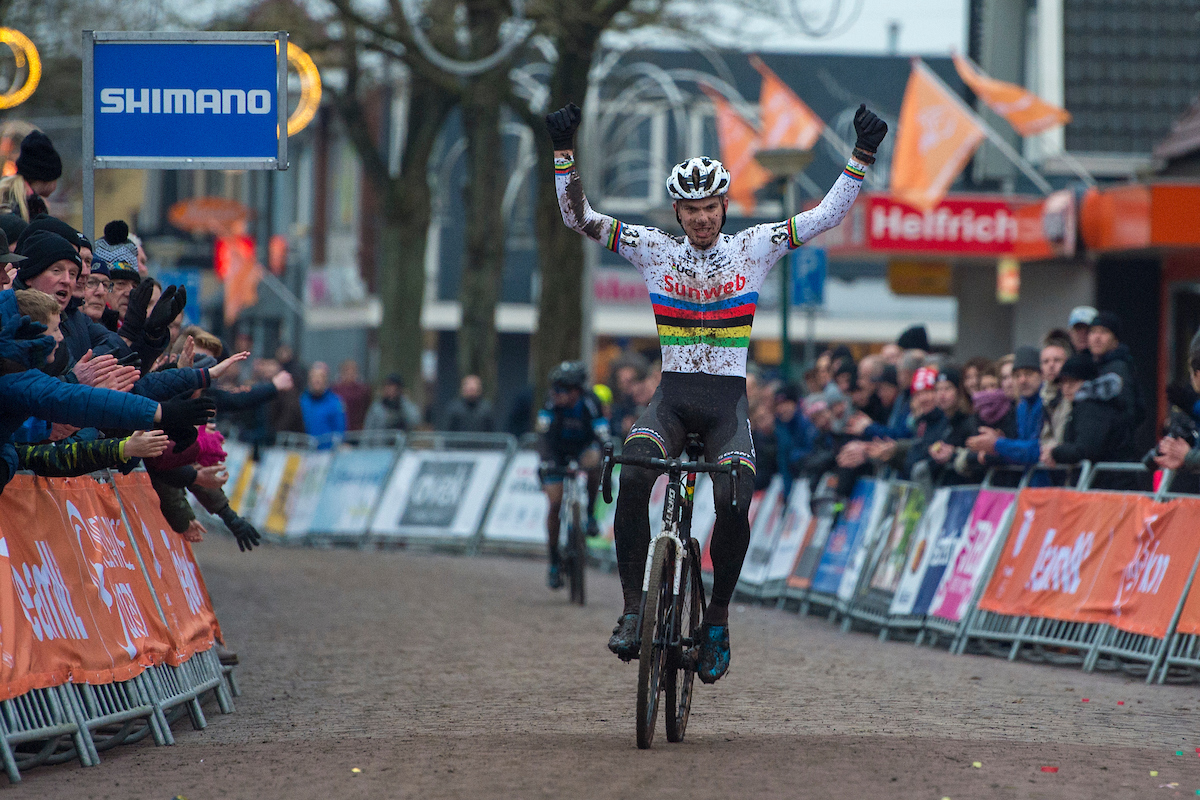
[636,537,674,750]
[665,537,705,742]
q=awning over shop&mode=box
[1079,182,1200,253]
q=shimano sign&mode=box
[85,31,287,167]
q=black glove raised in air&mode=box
[144,285,186,343]
[218,506,261,552]
[545,103,582,150]
[158,393,215,452]
[852,103,888,163]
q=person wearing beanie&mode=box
[0,214,27,254]
[94,221,141,324]
[925,366,976,484]
[1087,309,1144,431]
[897,324,930,352]
[15,214,91,257]
[1044,351,1136,477]
[0,130,60,223]
[79,258,114,325]
[968,345,1048,479]
[773,383,816,496]
[1068,305,1098,352]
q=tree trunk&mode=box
[531,31,601,405]
[456,0,509,398]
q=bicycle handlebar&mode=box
[600,442,739,511]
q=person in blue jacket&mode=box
[967,346,1048,483]
[299,361,346,448]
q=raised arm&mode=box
[786,105,888,247]
[546,103,624,248]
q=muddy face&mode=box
[674,196,728,250]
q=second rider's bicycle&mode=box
[601,434,738,749]
[544,461,588,605]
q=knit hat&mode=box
[0,213,27,247]
[14,130,62,183]
[877,364,899,387]
[1059,352,1099,382]
[14,231,82,284]
[775,383,801,403]
[911,366,938,393]
[15,214,90,253]
[1013,346,1041,373]
[0,227,25,264]
[971,388,1012,426]
[1091,310,1122,341]
[93,220,140,283]
[937,366,962,389]
[88,257,109,277]
[897,324,930,351]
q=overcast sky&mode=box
[177,0,967,56]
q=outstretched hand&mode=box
[853,104,888,154]
[545,103,582,150]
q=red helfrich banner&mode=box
[868,194,1029,255]
[978,490,1200,638]
[112,472,218,664]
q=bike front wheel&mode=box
[665,537,705,742]
[568,519,586,605]
[636,537,674,750]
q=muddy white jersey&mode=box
[554,156,867,377]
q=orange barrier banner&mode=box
[0,475,171,696]
[978,490,1200,638]
[112,472,218,664]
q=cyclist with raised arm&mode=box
[538,361,609,589]
[545,100,887,683]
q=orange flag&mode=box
[750,55,824,151]
[952,52,1071,137]
[890,60,986,211]
[216,233,262,326]
[701,85,771,213]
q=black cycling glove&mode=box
[218,506,261,552]
[118,280,154,344]
[852,103,888,163]
[159,393,215,451]
[545,103,582,150]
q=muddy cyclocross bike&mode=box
[601,434,739,749]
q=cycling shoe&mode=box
[608,613,640,661]
[547,564,564,589]
[695,623,730,684]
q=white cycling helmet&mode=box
[666,157,731,201]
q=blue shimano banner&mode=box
[93,42,278,160]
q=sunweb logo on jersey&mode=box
[100,88,272,116]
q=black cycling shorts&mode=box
[623,371,755,474]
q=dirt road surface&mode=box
[15,536,1200,799]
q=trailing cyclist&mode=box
[537,360,608,589]
[545,99,887,683]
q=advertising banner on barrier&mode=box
[787,503,836,591]
[112,472,218,663]
[765,481,813,584]
[810,479,880,596]
[482,451,550,545]
[838,481,904,602]
[223,441,252,494]
[308,447,397,538]
[927,489,1016,622]
[704,481,765,574]
[1097,497,1200,639]
[370,450,508,540]
[283,451,334,539]
[244,447,288,529]
[868,485,926,594]
[977,489,1131,623]
[0,476,170,695]
[739,476,787,587]
[889,487,951,615]
[909,488,979,615]
[263,449,305,537]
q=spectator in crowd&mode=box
[442,374,496,433]
[92,221,141,323]
[609,355,648,438]
[967,346,1045,474]
[79,257,112,325]
[802,366,821,395]
[265,358,306,439]
[1089,310,1143,431]
[1042,352,1136,473]
[879,342,902,365]
[852,355,886,422]
[332,359,371,431]
[856,365,943,479]
[1156,330,1200,473]
[1040,341,1072,458]
[773,384,814,496]
[813,350,832,390]
[275,343,297,375]
[1043,327,1074,356]
[750,397,778,491]
[997,354,1016,400]
[0,130,60,221]
[365,373,422,432]
[1068,305,1097,353]
[925,367,976,484]
[0,229,23,291]
[962,356,992,396]
[872,364,900,424]
[299,361,346,446]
